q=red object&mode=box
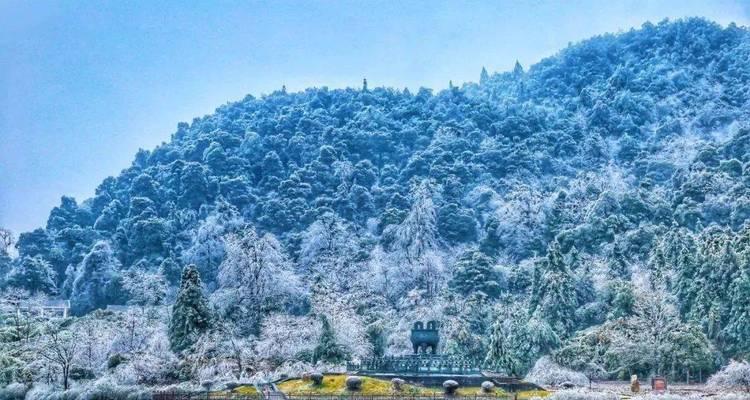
[651,377,667,392]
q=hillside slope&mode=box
[3,18,750,379]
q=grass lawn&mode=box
[276,375,545,398]
[211,384,258,397]
[415,386,507,397]
[278,375,394,395]
[516,389,549,399]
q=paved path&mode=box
[257,383,287,400]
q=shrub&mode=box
[108,354,127,370]
[525,357,588,388]
[708,360,750,392]
[442,380,459,395]
[78,378,151,400]
[0,383,28,400]
[69,367,95,381]
[345,376,362,391]
[23,385,84,400]
[310,373,324,386]
[391,378,405,391]
[535,389,619,400]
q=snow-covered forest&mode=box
[2,17,750,394]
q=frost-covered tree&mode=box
[256,314,318,362]
[311,291,372,360]
[486,304,559,377]
[182,218,225,286]
[313,315,349,364]
[723,268,750,358]
[299,212,360,288]
[526,356,589,387]
[112,307,160,355]
[122,268,167,306]
[182,202,241,286]
[212,226,301,334]
[530,241,579,337]
[449,251,504,298]
[708,360,750,392]
[6,256,57,295]
[73,317,115,375]
[34,322,80,390]
[0,228,13,278]
[71,241,120,315]
[169,265,212,352]
[391,180,440,262]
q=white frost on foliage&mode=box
[532,389,618,400]
[312,293,373,361]
[392,180,440,262]
[525,356,589,388]
[213,226,302,332]
[256,314,318,361]
[73,317,115,375]
[708,360,750,392]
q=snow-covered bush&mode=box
[23,385,83,400]
[535,390,750,400]
[709,394,750,400]
[256,314,318,362]
[709,360,750,392]
[78,377,152,400]
[0,383,28,400]
[525,356,588,387]
[15,378,149,400]
[532,389,618,400]
[249,361,314,383]
[632,394,750,400]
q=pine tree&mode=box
[449,251,503,298]
[648,243,669,289]
[546,190,569,242]
[606,280,635,320]
[723,269,750,358]
[313,315,348,363]
[480,67,489,85]
[608,241,630,279]
[530,241,579,337]
[673,231,699,317]
[513,60,524,76]
[169,265,212,352]
[479,216,502,258]
[485,319,523,377]
[485,306,558,377]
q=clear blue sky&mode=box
[1,0,749,235]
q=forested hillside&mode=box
[2,18,750,386]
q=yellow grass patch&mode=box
[278,375,394,395]
[211,384,259,397]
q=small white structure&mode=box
[13,299,71,318]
